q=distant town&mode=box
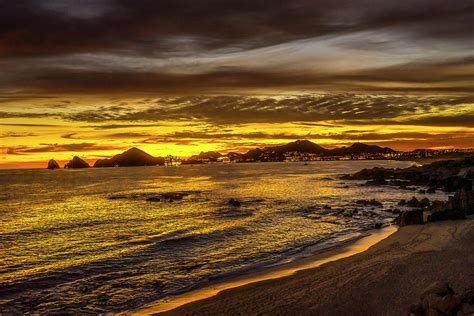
[49,140,474,169]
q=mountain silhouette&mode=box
[94,147,164,167]
[64,156,90,168]
[329,143,394,155]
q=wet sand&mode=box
[136,219,474,315]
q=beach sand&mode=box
[140,219,474,315]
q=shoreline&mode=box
[133,225,397,315]
[159,219,474,316]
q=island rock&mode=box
[47,159,60,169]
[64,156,90,168]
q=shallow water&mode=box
[0,161,446,313]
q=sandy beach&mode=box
[144,219,474,315]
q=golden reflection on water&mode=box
[1,161,433,313]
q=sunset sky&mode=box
[1,0,473,168]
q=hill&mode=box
[329,143,394,156]
[93,148,164,167]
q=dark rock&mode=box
[418,189,426,194]
[407,197,422,208]
[323,205,331,210]
[394,209,423,226]
[228,198,241,207]
[146,196,161,202]
[421,282,455,299]
[398,199,407,206]
[366,177,388,186]
[355,199,383,207]
[420,197,430,207]
[64,156,90,168]
[374,222,383,229]
[161,192,187,200]
[426,187,436,194]
[47,159,60,169]
[427,208,466,222]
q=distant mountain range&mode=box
[55,140,396,168]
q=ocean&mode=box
[0,161,447,313]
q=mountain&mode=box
[265,140,328,155]
[64,156,90,168]
[93,148,164,167]
[189,151,222,161]
[329,143,395,156]
[47,159,60,169]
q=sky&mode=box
[0,0,473,168]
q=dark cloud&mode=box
[1,57,472,94]
[1,1,472,58]
[63,94,473,126]
[5,143,124,155]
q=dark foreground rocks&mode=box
[395,209,424,226]
[341,156,474,192]
[345,156,474,225]
[407,282,474,316]
[64,156,90,168]
[47,159,60,169]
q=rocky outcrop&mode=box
[407,282,474,316]
[64,156,90,168]
[427,188,474,222]
[47,159,60,169]
[341,156,474,192]
[394,209,423,226]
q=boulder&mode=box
[47,159,60,169]
[407,197,421,208]
[64,156,90,168]
[355,199,383,207]
[394,209,423,226]
[408,282,463,316]
[420,197,430,208]
[228,198,241,207]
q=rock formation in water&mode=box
[344,156,474,225]
[64,156,90,168]
[93,147,164,167]
[47,159,60,169]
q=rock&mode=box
[398,199,407,206]
[64,156,90,168]
[421,282,455,299]
[427,208,466,222]
[418,189,426,194]
[407,282,474,316]
[355,199,383,207]
[433,295,461,314]
[323,205,331,210]
[407,197,421,207]
[161,192,187,200]
[394,209,423,226]
[420,197,430,208]
[426,187,436,194]
[47,159,60,169]
[374,222,383,229]
[228,198,241,207]
[366,177,388,186]
[146,196,161,202]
